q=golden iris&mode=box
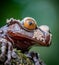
[23,19,37,30]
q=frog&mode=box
[0,17,52,65]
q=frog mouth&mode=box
[7,27,50,46]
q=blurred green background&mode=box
[0,0,59,65]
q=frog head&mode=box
[7,17,52,47]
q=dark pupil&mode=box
[29,21,33,25]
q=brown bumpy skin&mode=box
[0,18,52,65]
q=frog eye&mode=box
[23,17,37,30]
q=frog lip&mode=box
[7,29,47,46]
[7,30,34,40]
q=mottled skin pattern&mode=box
[0,17,52,65]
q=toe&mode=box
[4,60,11,65]
[0,55,5,62]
